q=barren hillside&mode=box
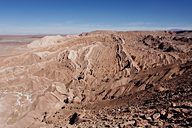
[0,31,191,128]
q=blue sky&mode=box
[0,0,192,34]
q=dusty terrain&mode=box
[0,31,191,128]
[0,35,42,57]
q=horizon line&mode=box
[0,29,192,35]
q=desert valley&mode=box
[0,31,191,128]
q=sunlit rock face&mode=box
[0,31,192,127]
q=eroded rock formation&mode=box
[0,31,191,128]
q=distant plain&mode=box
[0,35,42,57]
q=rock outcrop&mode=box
[0,31,191,128]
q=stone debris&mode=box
[0,31,191,128]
